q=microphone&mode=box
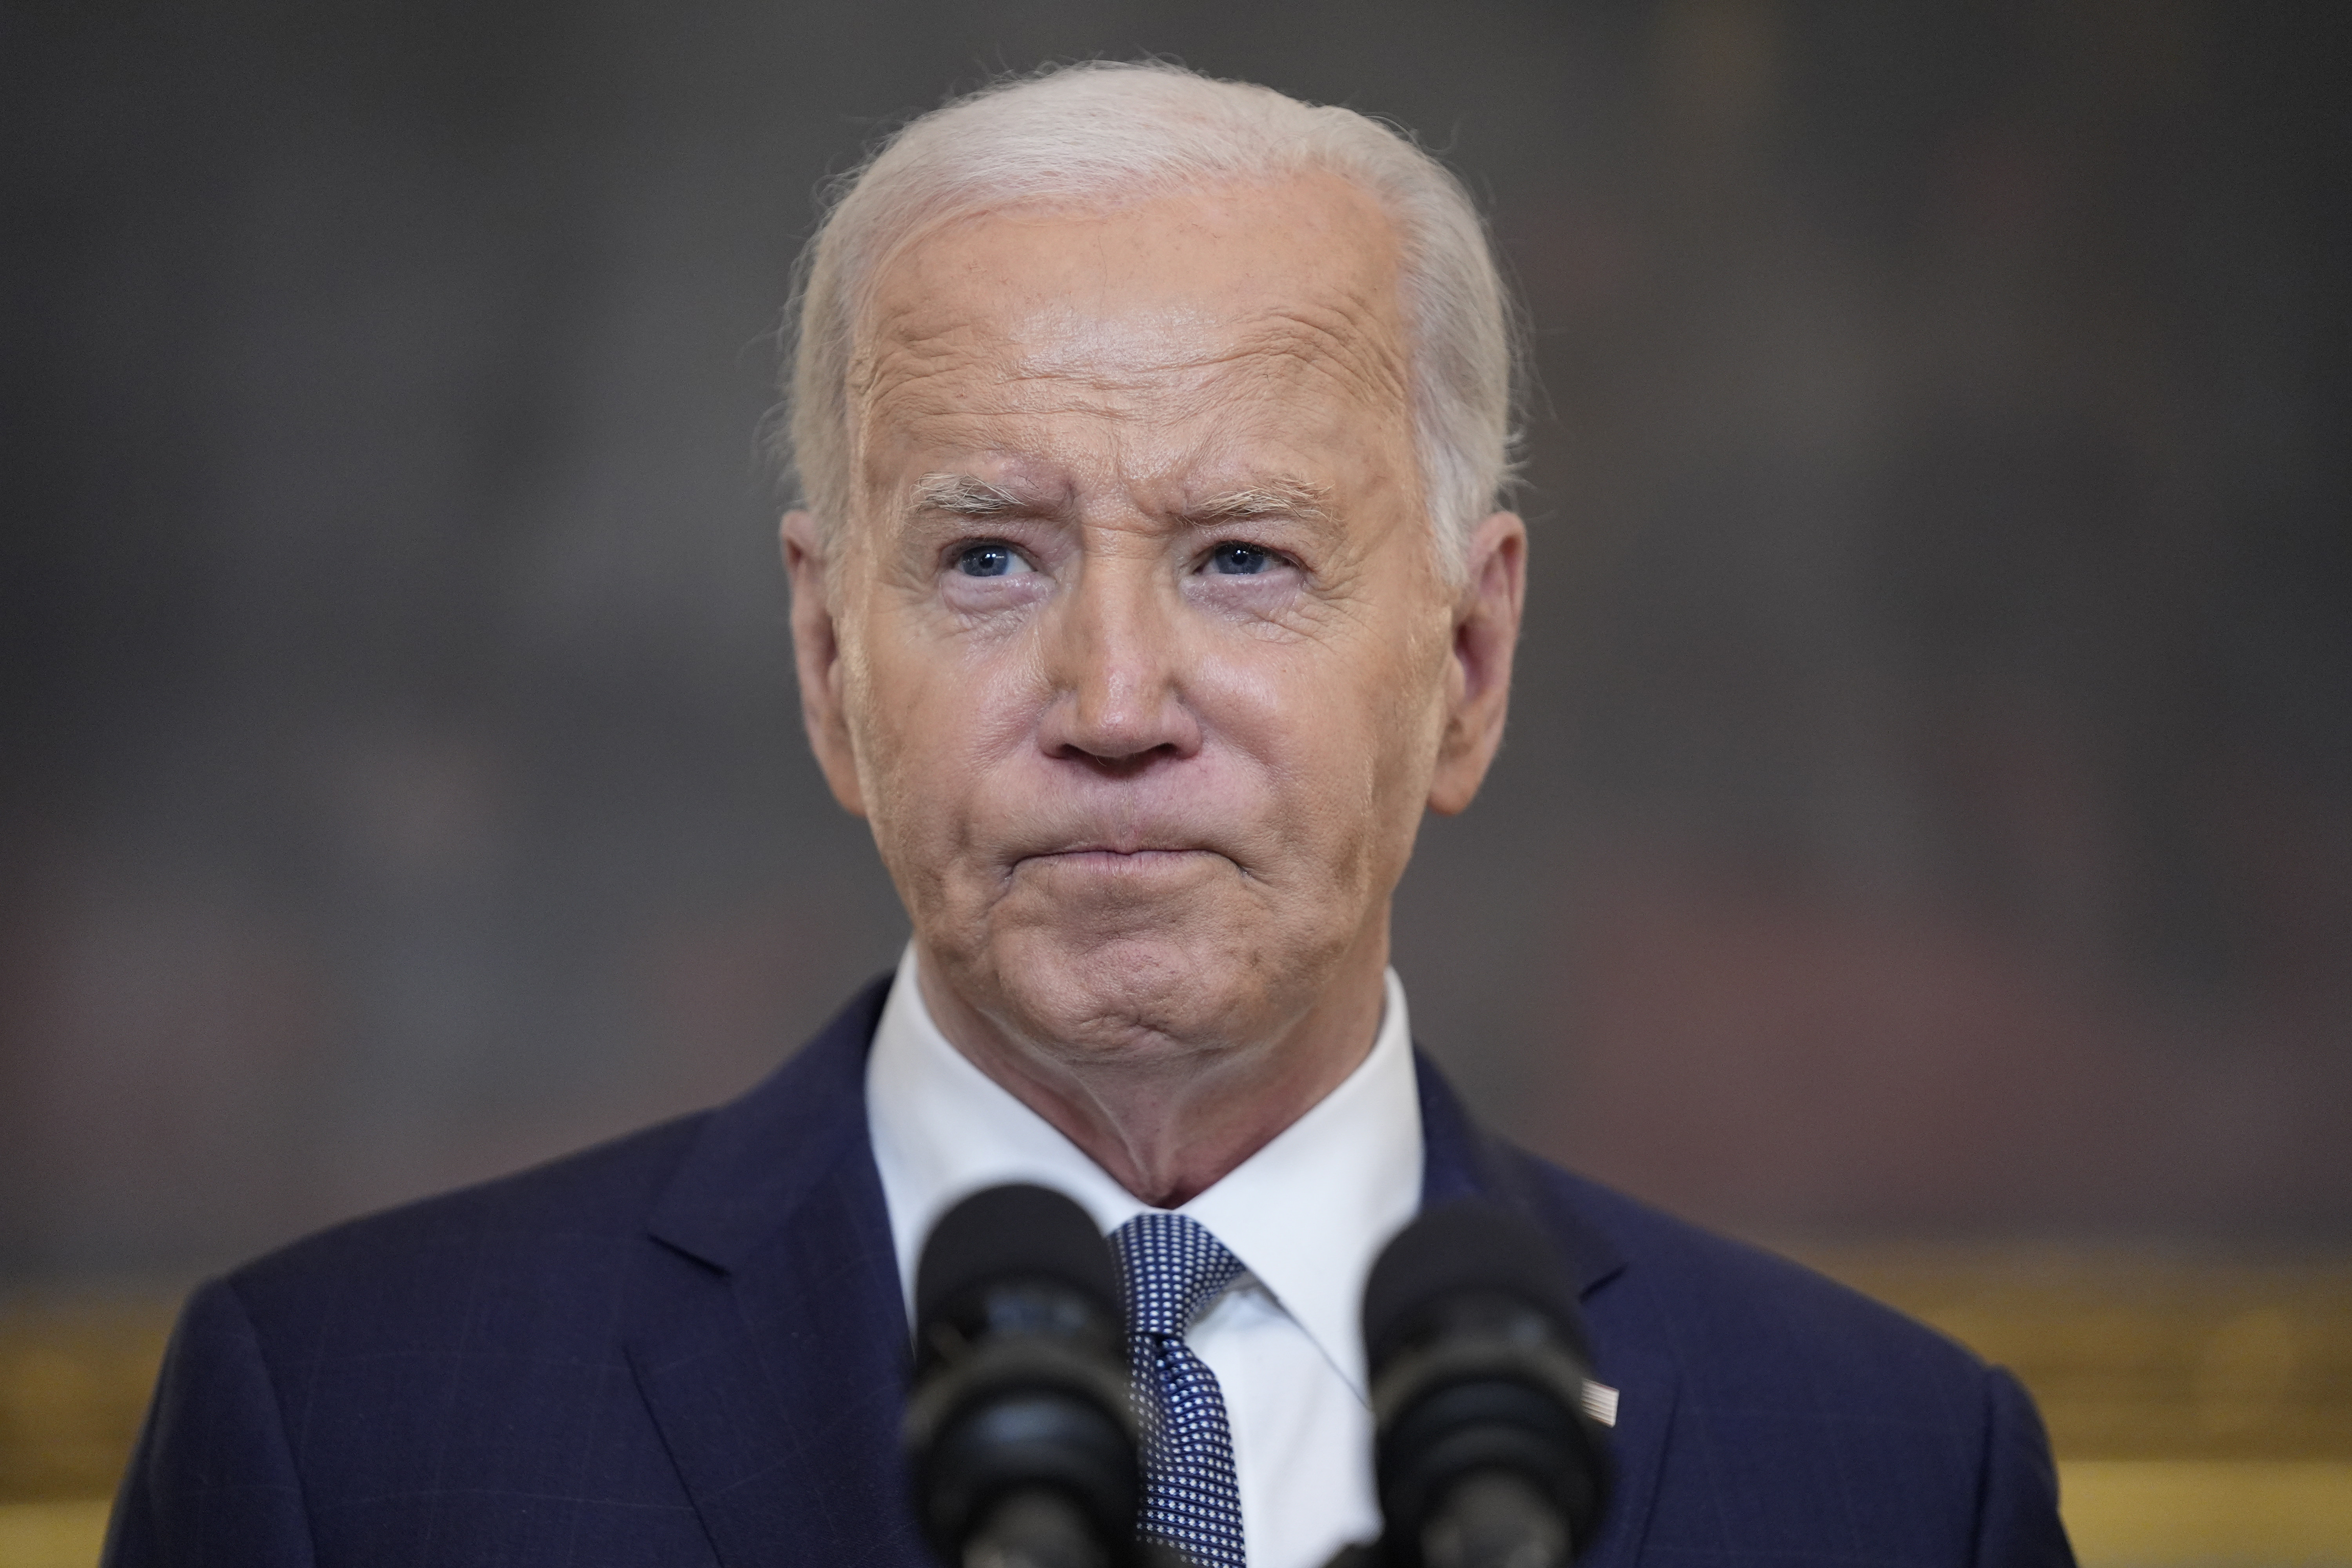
[906,1183,1141,1568]
[1358,1202,1612,1568]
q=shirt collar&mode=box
[865,946,1424,1398]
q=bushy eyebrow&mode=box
[1184,479,1330,525]
[906,472,1329,526]
[909,474,1029,516]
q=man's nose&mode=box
[1035,556,1202,769]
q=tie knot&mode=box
[1111,1212,1246,1339]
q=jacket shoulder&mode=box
[211,973,894,1357]
[221,1112,709,1344]
[1514,1156,2069,1563]
[1520,1152,1994,1403]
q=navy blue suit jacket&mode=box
[109,978,2073,1566]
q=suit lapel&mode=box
[622,997,1670,1568]
[627,979,928,1568]
[1414,1054,1676,1567]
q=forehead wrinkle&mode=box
[850,206,1419,527]
[1016,293,1407,404]
[1233,299,1412,413]
[854,329,984,421]
[860,284,1408,431]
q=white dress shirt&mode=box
[866,947,1425,1568]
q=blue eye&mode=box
[1209,543,1274,575]
[955,543,1020,577]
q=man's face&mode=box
[789,172,1520,1068]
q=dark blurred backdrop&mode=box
[5,0,2348,1286]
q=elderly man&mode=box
[110,63,2073,1568]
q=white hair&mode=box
[776,60,1521,581]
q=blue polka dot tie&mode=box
[1111,1212,1249,1568]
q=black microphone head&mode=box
[1363,1200,1586,1373]
[905,1184,1139,1564]
[1362,1200,1610,1566]
[915,1183,1122,1345]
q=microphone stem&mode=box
[962,1487,1109,1568]
[1421,1470,1570,1568]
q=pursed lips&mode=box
[993,817,1250,881]
[1004,841,1236,879]
[1015,845,1218,867]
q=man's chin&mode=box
[962,924,1291,1062]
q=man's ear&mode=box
[1427,510,1527,816]
[781,510,867,817]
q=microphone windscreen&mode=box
[1363,1201,1586,1368]
[915,1183,1121,1332]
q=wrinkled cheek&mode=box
[853,725,998,945]
[1345,710,1437,893]
[843,703,942,907]
[1376,649,1449,784]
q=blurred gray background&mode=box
[4,0,2348,1287]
